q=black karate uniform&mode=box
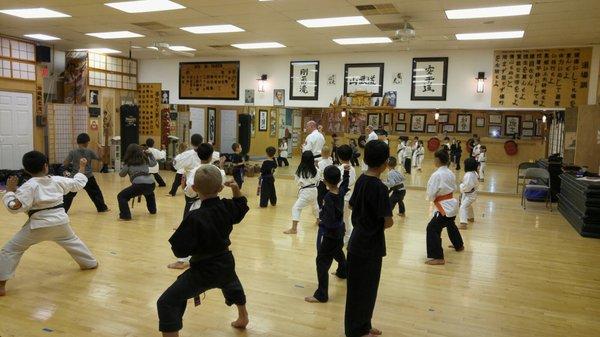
[426,213,463,260]
[403,157,412,174]
[345,175,392,337]
[389,186,406,215]
[259,159,277,207]
[317,181,328,208]
[157,196,249,333]
[311,170,350,302]
[168,172,183,196]
[231,153,245,188]
[63,176,108,212]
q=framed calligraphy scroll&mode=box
[179,61,240,100]
[410,57,448,101]
[344,63,384,97]
[290,61,319,100]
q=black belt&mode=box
[300,184,316,190]
[313,154,321,158]
[28,203,64,217]
[390,183,405,191]
[465,188,476,194]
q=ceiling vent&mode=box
[375,23,405,31]
[132,21,171,31]
[355,3,399,15]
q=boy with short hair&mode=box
[169,134,203,198]
[386,156,406,217]
[425,149,464,266]
[145,138,167,187]
[336,145,357,243]
[305,164,350,303]
[345,140,393,337]
[1,151,98,296]
[230,143,245,189]
[259,146,278,208]
[157,165,250,337]
[62,133,109,213]
[317,146,333,207]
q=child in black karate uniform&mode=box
[305,165,350,303]
[157,165,250,337]
[345,140,393,337]
[259,147,278,208]
[230,143,245,189]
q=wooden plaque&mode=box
[179,61,240,100]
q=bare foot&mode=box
[81,262,99,270]
[231,316,249,329]
[459,223,467,230]
[361,333,378,337]
[283,228,297,234]
[167,261,189,269]
[370,328,382,335]
[304,296,322,303]
[118,218,132,221]
[399,213,405,217]
[448,245,465,252]
[468,218,475,222]
[98,209,110,213]
[165,193,175,197]
[425,259,446,265]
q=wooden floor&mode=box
[1,169,599,337]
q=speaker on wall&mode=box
[238,114,251,156]
[35,46,51,63]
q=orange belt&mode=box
[433,193,453,216]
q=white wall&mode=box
[139,47,599,109]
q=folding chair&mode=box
[516,162,538,194]
[521,168,552,211]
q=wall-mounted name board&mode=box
[491,47,592,108]
[179,61,240,100]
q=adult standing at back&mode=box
[303,120,325,159]
[361,125,378,171]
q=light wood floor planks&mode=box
[1,167,599,337]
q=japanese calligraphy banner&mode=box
[290,61,319,100]
[411,57,448,101]
[344,63,384,97]
[491,48,592,108]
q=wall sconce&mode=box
[341,108,347,118]
[476,72,486,93]
[542,115,547,123]
[257,74,267,92]
[434,112,440,121]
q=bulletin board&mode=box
[179,61,240,100]
[491,47,592,108]
[137,83,161,136]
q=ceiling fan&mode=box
[390,17,416,43]
[132,42,195,58]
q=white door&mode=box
[220,110,237,153]
[0,91,33,170]
[189,107,205,142]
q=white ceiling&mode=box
[0,0,599,58]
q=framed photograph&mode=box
[410,114,426,132]
[456,114,471,133]
[522,121,534,129]
[258,109,268,131]
[489,114,502,124]
[161,90,169,104]
[427,124,438,133]
[367,113,380,128]
[273,89,285,106]
[383,113,390,125]
[269,109,277,137]
[489,125,502,138]
[89,89,99,106]
[442,124,455,133]
[244,89,255,104]
[438,114,449,123]
[395,123,406,132]
[344,63,384,97]
[476,117,485,127]
[383,91,397,107]
[410,57,448,101]
[207,107,216,144]
[522,129,534,137]
[397,112,405,121]
[505,116,521,135]
[290,61,319,100]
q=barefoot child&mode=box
[385,156,406,217]
[306,165,350,303]
[168,143,226,270]
[259,147,278,208]
[117,144,157,220]
[402,140,413,174]
[169,134,202,198]
[284,151,320,234]
[157,166,250,336]
[145,138,167,187]
[345,140,393,337]
[336,145,357,243]
[1,152,98,295]
[277,138,290,167]
[425,149,464,265]
[62,133,109,213]
[477,145,487,182]
[459,158,479,229]
[317,146,333,208]
[414,140,425,171]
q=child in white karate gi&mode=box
[477,145,487,182]
[459,158,479,229]
[284,151,320,234]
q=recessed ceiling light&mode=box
[24,34,60,41]
[231,42,286,49]
[104,0,185,13]
[446,4,532,19]
[130,45,143,48]
[333,37,392,45]
[455,30,525,40]
[180,24,244,34]
[297,16,370,28]
[86,31,145,39]
[0,8,70,18]
[168,45,195,51]
[75,48,122,54]
[147,46,158,50]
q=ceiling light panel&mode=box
[231,42,286,49]
[104,0,185,13]
[455,31,525,40]
[333,37,392,45]
[446,4,532,19]
[180,24,244,34]
[297,16,370,28]
[0,8,70,18]
[75,48,122,54]
[86,31,144,39]
[168,45,195,51]
[24,34,60,41]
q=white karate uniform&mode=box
[291,174,320,221]
[411,142,420,167]
[147,147,166,174]
[173,149,200,175]
[397,141,406,158]
[317,157,333,181]
[303,130,325,158]
[0,173,97,280]
[426,166,459,217]
[459,171,479,224]
[279,143,288,158]
[477,152,486,180]
[414,146,424,169]
[337,164,357,241]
